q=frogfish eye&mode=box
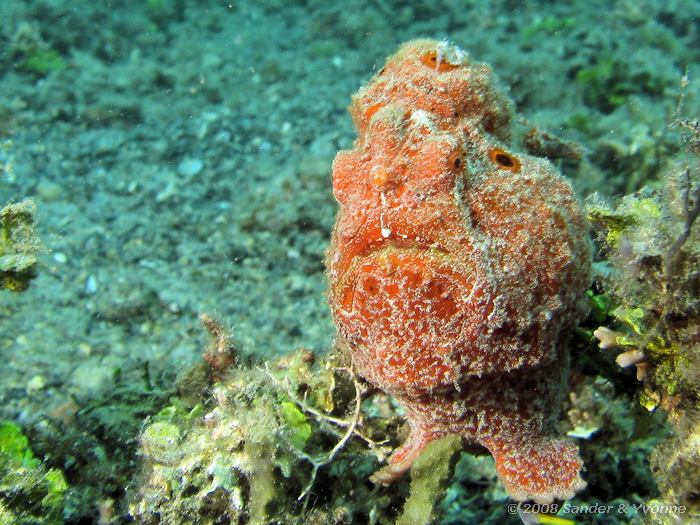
[488,148,521,173]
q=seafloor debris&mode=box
[0,199,40,292]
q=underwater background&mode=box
[0,1,699,524]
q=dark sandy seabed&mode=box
[0,0,698,523]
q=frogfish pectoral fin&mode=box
[483,436,587,503]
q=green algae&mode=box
[587,289,612,323]
[279,401,312,450]
[21,48,66,74]
[588,159,699,406]
[576,56,666,114]
[0,421,39,468]
[587,194,663,248]
[140,421,182,460]
[0,421,68,525]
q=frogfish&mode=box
[326,39,592,503]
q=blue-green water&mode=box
[0,1,698,523]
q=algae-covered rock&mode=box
[0,199,40,292]
[0,421,68,525]
[129,349,415,525]
[588,147,700,522]
[140,421,182,460]
[588,152,699,408]
[647,420,700,524]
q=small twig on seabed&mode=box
[200,313,238,378]
[324,367,363,463]
[295,368,363,503]
[263,364,388,502]
[263,364,386,447]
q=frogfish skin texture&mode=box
[325,39,593,503]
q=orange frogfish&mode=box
[326,39,592,503]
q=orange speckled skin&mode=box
[326,40,592,503]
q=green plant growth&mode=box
[21,49,66,74]
[0,199,41,292]
[576,58,665,113]
[0,421,68,525]
[279,401,312,450]
[523,16,577,38]
[24,370,175,523]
